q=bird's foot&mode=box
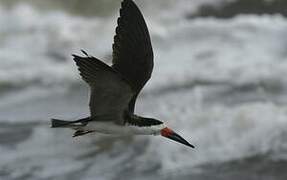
[73,130,95,137]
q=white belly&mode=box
[82,121,164,136]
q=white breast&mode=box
[83,121,165,136]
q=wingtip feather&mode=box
[81,49,89,56]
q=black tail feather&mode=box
[51,117,91,128]
[51,119,73,128]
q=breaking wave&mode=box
[1,1,287,179]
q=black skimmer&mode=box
[51,0,194,148]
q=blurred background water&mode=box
[1,0,287,179]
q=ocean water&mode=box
[0,0,287,180]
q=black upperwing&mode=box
[112,0,154,113]
[73,53,133,125]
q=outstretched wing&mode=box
[73,54,133,124]
[112,0,154,113]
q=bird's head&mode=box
[138,117,194,148]
[160,127,195,148]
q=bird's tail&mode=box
[51,117,90,128]
[51,119,73,128]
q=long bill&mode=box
[161,127,195,148]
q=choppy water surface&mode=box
[1,0,287,180]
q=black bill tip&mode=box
[168,132,195,148]
[161,127,195,148]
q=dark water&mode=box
[190,0,287,18]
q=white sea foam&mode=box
[0,4,115,89]
[1,1,287,179]
[144,93,287,171]
[147,15,287,92]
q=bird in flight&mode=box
[51,0,194,148]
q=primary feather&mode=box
[112,0,154,113]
